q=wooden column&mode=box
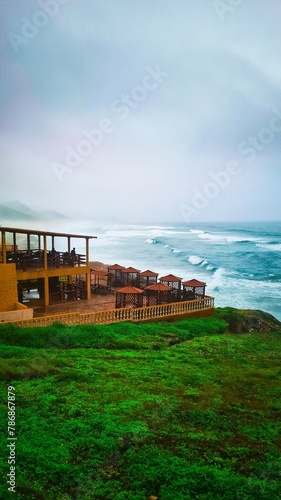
[86,238,89,265]
[43,235,47,270]
[13,232,17,253]
[43,235,49,306]
[27,234,31,255]
[86,272,91,300]
[1,231,6,263]
[44,277,49,307]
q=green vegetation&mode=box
[0,311,281,499]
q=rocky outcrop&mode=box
[215,308,281,334]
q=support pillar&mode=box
[13,232,17,253]
[86,272,91,300]
[44,277,49,307]
[1,231,6,264]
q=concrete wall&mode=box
[0,264,18,312]
[0,303,33,323]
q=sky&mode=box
[1,0,281,224]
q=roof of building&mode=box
[116,285,144,294]
[0,226,97,239]
[140,269,159,277]
[160,274,182,282]
[90,269,108,277]
[121,266,141,273]
[146,283,172,291]
[107,263,125,270]
[182,279,206,287]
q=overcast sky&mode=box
[1,0,281,223]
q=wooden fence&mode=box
[4,296,215,328]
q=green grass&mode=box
[0,313,281,499]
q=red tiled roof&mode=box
[121,267,140,273]
[91,269,108,276]
[160,274,182,282]
[116,285,144,294]
[182,279,206,287]
[107,264,125,270]
[140,269,159,277]
[146,283,172,291]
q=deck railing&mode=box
[3,297,214,328]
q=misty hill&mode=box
[0,202,69,224]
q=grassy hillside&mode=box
[0,311,281,499]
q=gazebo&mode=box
[159,274,182,301]
[182,279,206,300]
[120,267,141,286]
[139,269,159,289]
[146,283,172,306]
[90,269,109,294]
[115,285,144,309]
[107,263,125,287]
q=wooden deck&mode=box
[3,296,215,327]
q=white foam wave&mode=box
[145,238,155,244]
[188,255,203,265]
[256,243,281,252]
[196,231,262,244]
[189,229,205,235]
[172,248,181,253]
[200,260,208,267]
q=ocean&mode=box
[73,220,281,321]
[10,219,280,321]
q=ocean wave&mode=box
[197,232,259,244]
[208,268,226,291]
[256,243,281,252]
[188,255,204,265]
[189,229,206,235]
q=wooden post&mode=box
[1,230,7,264]
[44,277,49,307]
[43,235,47,270]
[86,272,91,300]
[27,234,31,255]
[86,238,89,265]
[13,232,17,253]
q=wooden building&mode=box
[0,226,96,308]
[159,273,182,301]
[182,279,206,300]
[115,285,144,309]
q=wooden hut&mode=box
[182,279,206,300]
[120,266,141,286]
[90,269,109,294]
[107,263,125,287]
[139,269,159,289]
[146,283,172,306]
[115,285,144,309]
[159,274,182,301]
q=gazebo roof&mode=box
[140,269,159,277]
[121,266,141,274]
[108,263,125,270]
[91,269,108,277]
[146,283,172,291]
[116,285,144,294]
[182,279,206,287]
[160,274,182,282]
